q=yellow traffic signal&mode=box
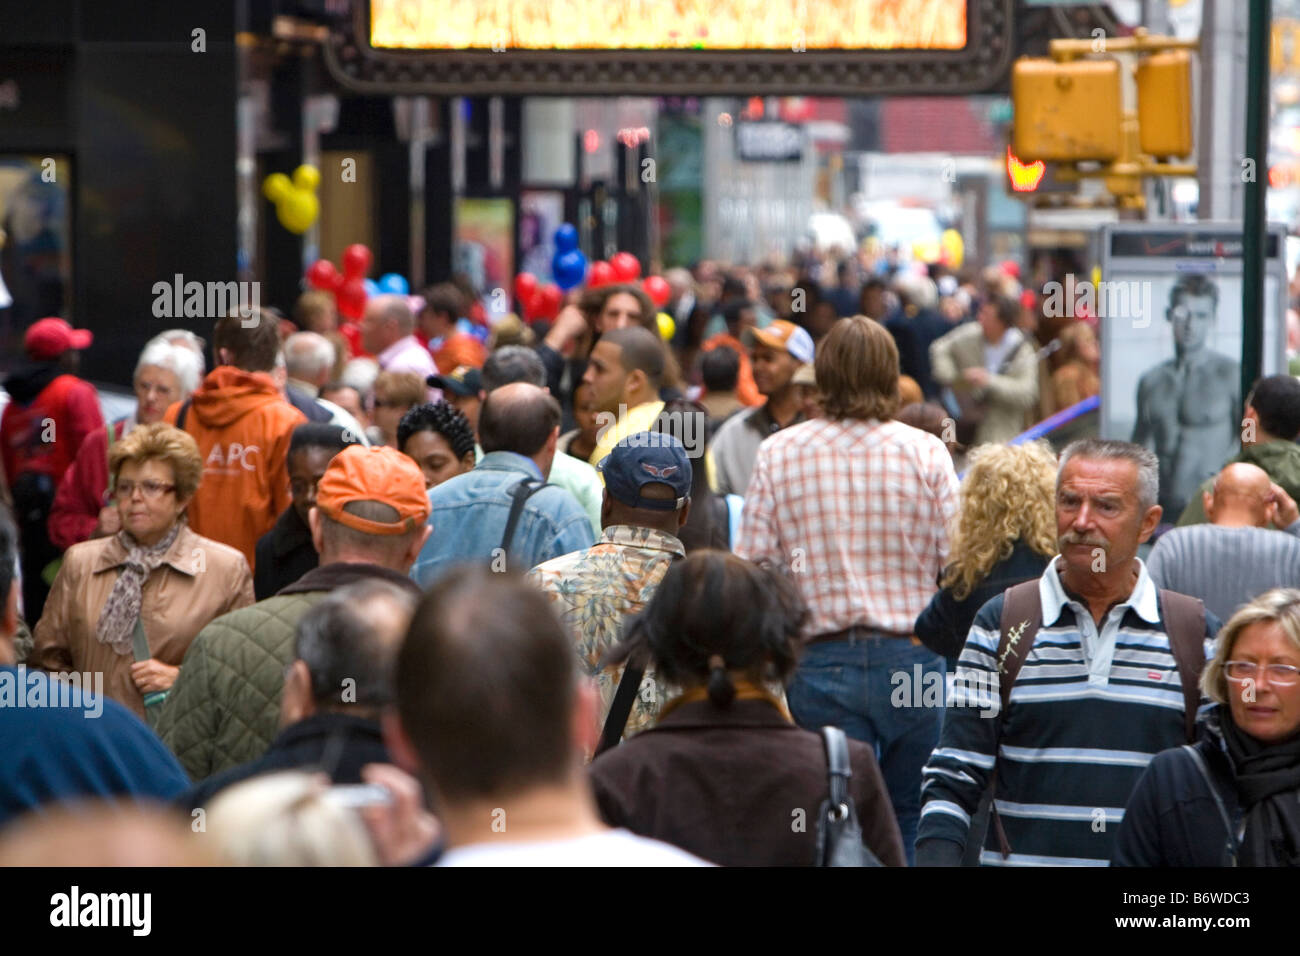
[1136,50,1194,158]
[1012,58,1123,162]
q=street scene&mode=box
[0,0,1297,907]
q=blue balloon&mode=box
[553,223,579,253]
[362,278,380,297]
[552,249,587,290]
[378,272,409,295]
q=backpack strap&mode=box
[1158,589,1207,744]
[175,398,192,432]
[984,579,1045,861]
[499,477,547,558]
[996,580,1045,713]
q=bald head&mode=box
[1206,462,1275,528]
[479,382,562,476]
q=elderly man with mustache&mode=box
[916,439,1221,867]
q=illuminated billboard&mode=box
[322,0,1013,95]
[369,0,966,51]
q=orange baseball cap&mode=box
[746,320,815,363]
[315,444,430,535]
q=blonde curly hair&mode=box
[941,441,1059,600]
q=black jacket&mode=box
[589,698,906,867]
[180,712,389,811]
[1112,707,1244,867]
[253,505,319,600]
[914,541,1052,662]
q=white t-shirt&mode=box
[436,829,712,867]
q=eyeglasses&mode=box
[1224,661,1300,685]
[116,479,176,500]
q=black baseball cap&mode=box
[598,431,692,511]
[427,365,482,397]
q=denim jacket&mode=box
[411,451,596,588]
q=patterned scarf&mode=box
[95,523,183,656]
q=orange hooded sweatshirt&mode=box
[165,367,306,572]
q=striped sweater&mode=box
[917,557,1221,866]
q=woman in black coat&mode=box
[914,441,1058,663]
[1114,589,1300,867]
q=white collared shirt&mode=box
[1037,554,1161,686]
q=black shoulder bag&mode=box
[816,726,883,866]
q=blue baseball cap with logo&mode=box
[598,431,693,511]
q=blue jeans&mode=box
[787,634,946,866]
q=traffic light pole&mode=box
[1242,0,1270,407]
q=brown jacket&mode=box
[589,698,906,866]
[31,523,254,718]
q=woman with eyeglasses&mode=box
[1114,588,1300,866]
[32,422,253,723]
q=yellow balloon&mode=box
[276,190,319,234]
[940,229,965,268]
[656,311,675,342]
[292,164,320,192]
[262,172,291,202]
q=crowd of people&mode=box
[0,253,1297,869]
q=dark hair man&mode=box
[253,423,361,600]
[158,445,428,782]
[699,347,742,425]
[736,316,959,864]
[181,578,416,811]
[410,383,594,588]
[419,282,486,376]
[1178,373,1300,526]
[528,432,692,741]
[164,310,307,572]
[384,566,705,865]
[581,326,667,468]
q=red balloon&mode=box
[514,272,538,310]
[643,275,671,307]
[610,252,641,282]
[337,276,368,321]
[533,283,563,321]
[306,259,341,292]
[588,261,615,288]
[341,244,373,280]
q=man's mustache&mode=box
[1059,531,1109,549]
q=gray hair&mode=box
[284,331,336,381]
[293,579,417,711]
[134,340,204,397]
[482,345,546,392]
[1058,438,1160,513]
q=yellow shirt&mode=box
[589,400,666,474]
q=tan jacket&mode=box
[930,322,1039,446]
[31,523,254,718]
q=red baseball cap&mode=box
[25,317,93,360]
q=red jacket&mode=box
[48,418,130,550]
[0,366,104,489]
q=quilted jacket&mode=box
[155,562,421,782]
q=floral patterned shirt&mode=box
[527,526,686,738]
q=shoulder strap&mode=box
[595,654,645,758]
[821,725,852,812]
[1181,744,1237,864]
[499,477,547,557]
[176,398,192,432]
[105,422,116,495]
[1159,589,1207,744]
[996,580,1044,713]
[986,579,1044,861]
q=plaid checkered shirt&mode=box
[736,417,960,640]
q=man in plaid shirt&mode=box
[736,316,959,863]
